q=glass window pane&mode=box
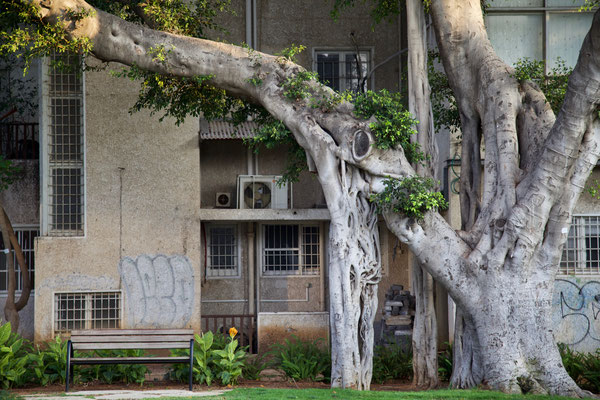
[487,14,544,67]
[488,0,544,7]
[547,12,594,68]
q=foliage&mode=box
[512,58,572,116]
[268,335,330,382]
[558,343,600,393]
[0,155,21,191]
[371,176,448,220]
[371,342,412,384]
[0,322,29,389]
[281,71,319,101]
[212,329,246,385]
[170,330,247,386]
[352,90,423,164]
[29,335,69,385]
[428,51,460,134]
[438,342,453,382]
[242,353,270,381]
[276,44,306,63]
[0,391,23,400]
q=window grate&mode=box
[46,53,84,236]
[54,291,120,334]
[560,216,600,276]
[0,228,38,292]
[263,224,320,276]
[314,51,370,92]
[207,225,239,277]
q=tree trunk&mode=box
[0,203,32,332]
[406,0,439,389]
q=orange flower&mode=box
[229,327,238,338]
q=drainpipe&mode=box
[320,222,326,311]
[248,224,255,314]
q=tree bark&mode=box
[23,0,600,395]
[406,0,439,389]
[0,202,32,332]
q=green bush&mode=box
[29,335,69,385]
[170,330,248,386]
[438,342,453,382]
[371,342,412,384]
[559,343,600,393]
[242,353,270,381]
[268,335,330,382]
[0,322,30,389]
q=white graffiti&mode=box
[119,254,194,328]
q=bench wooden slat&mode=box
[71,329,193,336]
[71,335,192,343]
[73,342,191,350]
[71,356,189,363]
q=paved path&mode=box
[22,389,229,399]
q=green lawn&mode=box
[151,388,581,400]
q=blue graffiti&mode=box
[553,279,600,345]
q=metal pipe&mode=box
[248,224,255,314]
[201,299,248,303]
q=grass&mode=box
[145,388,583,400]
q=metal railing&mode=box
[201,314,256,353]
[0,122,39,160]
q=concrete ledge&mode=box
[199,208,330,221]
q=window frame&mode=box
[40,53,86,237]
[559,214,600,277]
[486,1,595,73]
[205,223,241,279]
[312,48,374,92]
[53,290,122,335]
[0,225,39,294]
[260,222,322,277]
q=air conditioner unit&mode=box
[215,192,232,208]
[237,175,289,209]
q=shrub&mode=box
[559,343,600,393]
[268,335,330,382]
[371,342,412,384]
[242,353,270,381]
[0,322,30,389]
[29,335,69,385]
[170,329,247,386]
[438,342,453,382]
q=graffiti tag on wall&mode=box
[553,279,600,346]
[119,254,194,328]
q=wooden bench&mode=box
[65,329,195,392]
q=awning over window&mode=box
[199,120,258,140]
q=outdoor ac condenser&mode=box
[237,175,289,209]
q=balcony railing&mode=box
[201,314,257,353]
[0,122,39,160]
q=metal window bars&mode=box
[0,123,39,160]
[314,51,370,92]
[54,291,121,334]
[0,228,38,292]
[207,225,239,277]
[47,53,84,236]
[263,224,320,276]
[559,215,600,276]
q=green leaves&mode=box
[352,90,423,164]
[0,323,29,389]
[268,335,330,382]
[371,176,448,220]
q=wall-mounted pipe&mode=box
[201,299,248,303]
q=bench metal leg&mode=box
[65,340,72,392]
[189,339,194,391]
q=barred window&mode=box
[262,224,321,276]
[54,291,120,334]
[206,224,239,278]
[0,227,38,292]
[560,216,600,276]
[44,53,84,236]
[314,50,370,92]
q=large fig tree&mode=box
[5,0,600,395]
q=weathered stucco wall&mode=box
[34,60,202,342]
[257,312,329,352]
[0,160,39,225]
